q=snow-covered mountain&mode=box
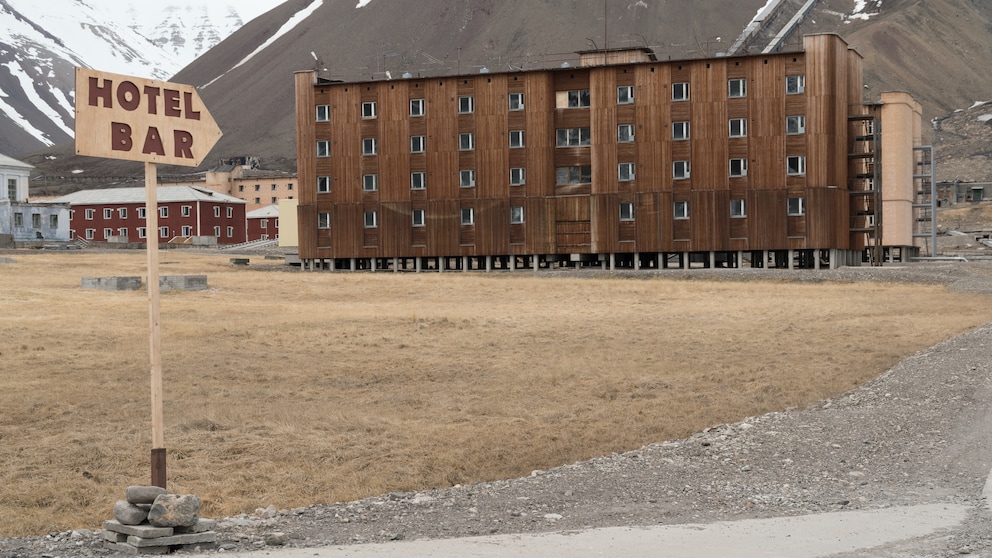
[0,0,282,155]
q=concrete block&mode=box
[102,530,129,543]
[127,531,216,548]
[158,275,208,291]
[105,542,170,555]
[81,276,142,291]
[103,520,173,538]
[175,519,217,534]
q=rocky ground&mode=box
[3,261,992,558]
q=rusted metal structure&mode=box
[295,34,923,271]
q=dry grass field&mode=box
[1,251,991,537]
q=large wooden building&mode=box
[294,34,926,271]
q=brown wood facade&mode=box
[296,34,871,266]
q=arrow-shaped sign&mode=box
[74,68,222,167]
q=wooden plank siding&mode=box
[297,34,868,262]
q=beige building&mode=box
[164,157,299,212]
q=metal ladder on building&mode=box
[848,114,883,266]
[913,146,937,257]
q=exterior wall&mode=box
[2,202,71,241]
[247,215,279,241]
[232,176,297,211]
[296,34,897,263]
[878,91,922,248]
[1,165,30,203]
[68,200,247,244]
[278,198,299,248]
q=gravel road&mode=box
[3,261,992,558]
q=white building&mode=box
[0,154,70,245]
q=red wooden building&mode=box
[53,186,247,244]
[246,204,279,241]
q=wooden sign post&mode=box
[74,68,222,489]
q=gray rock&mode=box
[264,532,288,546]
[112,500,149,525]
[148,494,201,528]
[125,485,167,505]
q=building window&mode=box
[7,178,16,201]
[510,167,526,186]
[566,89,590,108]
[227,207,233,218]
[729,118,747,138]
[556,127,591,147]
[85,228,95,240]
[410,98,425,116]
[226,226,234,238]
[618,162,635,182]
[180,205,190,217]
[85,208,95,220]
[261,220,268,229]
[271,183,277,191]
[49,214,58,228]
[138,207,146,219]
[119,207,127,218]
[32,214,41,228]
[317,176,331,193]
[674,201,689,220]
[786,75,805,94]
[362,101,376,118]
[787,155,806,175]
[459,132,475,151]
[411,135,426,153]
[316,105,330,121]
[213,206,220,217]
[510,206,524,224]
[672,82,690,101]
[254,197,260,204]
[729,78,746,98]
[508,92,524,111]
[673,121,690,140]
[288,183,293,190]
[556,165,592,185]
[788,196,806,216]
[159,207,168,218]
[317,140,330,157]
[364,211,378,228]
[362,137,377,155]
[159,227,169,238]
[730,158,748,177]
[731,199,746,218]
[458,95,474,114]
[412,209,425,227]
[787,115,806,135]
[213,226,221,236]
[254,184,260,191]
[238,185,244,192]
[271,197,277,203]
[411,172,426,190]
[509,130,525,148]
[137,227,146,238]
[619,202,634,221]
[460,207,474,225]
[618,124,635,143]
[104,227,114,238]
[181,226,192,236]
[617,85,634,104]
[363,174,378,191]
[459,170,476,188]
[13,212,23,227]
[673,160,690,180]
[103,208,112,219]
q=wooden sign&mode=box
[74,68,222,167]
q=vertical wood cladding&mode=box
[298,34,866,261]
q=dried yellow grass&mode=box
[1,251,990,536]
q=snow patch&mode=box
[970,100,990,109]
[848,0,881,22]
[977,114,992,123]
[356,0,374,7]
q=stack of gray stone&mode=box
[103,486,217,555]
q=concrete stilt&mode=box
[532,254,539,271]
[709,252,716,269]
[788,250,794,270]
[486,256,492,272]
[683,252,690,269]
[634,252,640,270]
[510,256,516,271]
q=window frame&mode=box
[410,135,426,153]
[458,95,474,114]
[672,82,690,101]
[510,167,526,186]
[510,206,525,224]
[788,196,806,216]
[317,211,330,229]
[729,118,747,138]
[617,85,634,105]
[729,158,748,177]
[786,75,805,94]
[364,210,378,228]
[728,78,746,98]
[618,162,636,182]
[509,130,525,148]
[411,172,426,190]
[459,169,476,188]
[556,127,591,147]
[159,207,168,218]
[730,198,746,218]
[567,89,591,108]
[103,208,112,219]
[412,209,426,227]
[619,202,635,222]
[787,115,806,135]
[674,201,690,220]
[362,137,377,156]
[617,124,635,143]
[361,101,377,118]
[317,176,331,193]
[508,92,524,111]
[85,208,95,220]
[460,207,474,226]
[362,174,378,192]
[459,132,475,151]
[316,104,330,122]
[409,98,425,117]
[316,140,330,158]
[556,165,592,185]
[673,160,690,180]
[787,155,807,176]
[213,206,220,218]
[673,121,690,140]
